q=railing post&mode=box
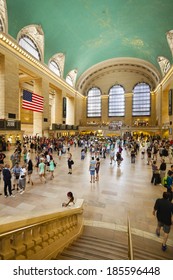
[11,232,26,259]
[32,225,43,253]
[0,236,15,259]
[127,215,134,260]
[23,228,35,258]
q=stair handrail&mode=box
[127,215,134,260]
[0,199,84,260]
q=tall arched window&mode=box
[66,69,77,87]
[19,35,41,61]
[87,87,101,117]
[66,75,73,86]
[108,85,125,117]
[0,0,8,33]
[49,60,61,76]
[132,82,151,116]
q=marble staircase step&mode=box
[56,228,129,260]
[55,225,173,260]
[132,235,173,260]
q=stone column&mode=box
[124,93,133,126]
[80,96,87,125]
[0,54,19,119]
[55,89,63,124]
[155,85,162,126]
[33,78,49,136]
[74,93,85,126]
[62,92,66,124]
[102,95,108,124]
[150,92,156,126]
[66,97,74,125]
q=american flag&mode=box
[22,90,44,113]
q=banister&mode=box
[127,215,134,260]
[0,199,84,235]
[0,199,84,260]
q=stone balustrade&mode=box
[0,199,84,260]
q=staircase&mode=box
[133,235,173,260]
[55,225,128,260]
[56,234,128,260]
[55,226,173,260]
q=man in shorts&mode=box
[153,192,173,251]
[12,162,21,191]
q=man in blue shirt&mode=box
[165,170,173,201]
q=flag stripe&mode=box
[22,90,44,112]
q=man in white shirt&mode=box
[18,164,27,194]
[110,148,115,164]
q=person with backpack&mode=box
[159,159,167,185]
[163,170,173,201]
[153,192,173,251]
[151,160,161,185]
[116,151,122,166]
[146,147,152,165]
[152,144,159,161]
[162,147,169,159]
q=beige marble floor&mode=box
[0,145,173,247]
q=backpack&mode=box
[163,149,168,157]
[163,176,168,187]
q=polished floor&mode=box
[0,144,173,249]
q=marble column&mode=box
[0,54,19,119]
[33,78,49,136]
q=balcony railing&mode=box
[52,124,78,130]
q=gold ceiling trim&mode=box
[0,33,84,99]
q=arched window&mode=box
[66,69,77,87]
[49,53,65,78]
[87,87,101,117]
[0,0,8,33]
[157,56,171,76]
[19,35,41,61]
[66,75,73,86]
[65,75,73,86]
[132,83,151,116]
[108,85,125,117]
[49,60,61,76]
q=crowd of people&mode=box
[0,133,173,252]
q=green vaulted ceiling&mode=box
[6,0,173,80]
